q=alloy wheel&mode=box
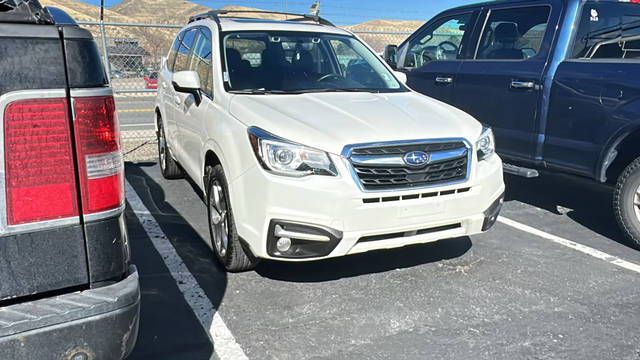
[209,180,229,258]
[158,125,167,171]
[635,183,640,224]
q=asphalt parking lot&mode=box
[124,162,640,360]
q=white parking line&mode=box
[125,180,249,360]
[498,216,640,274]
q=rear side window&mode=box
[0,37,66,95]
[189,28,213,98]
[168,31,184,71]
[65,39,108,87]
[572,2,640,59]
[475,6,551,60]
[402,13,473,69]
[174,29,196,73]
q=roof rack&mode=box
[188,9,334,27]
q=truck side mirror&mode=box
[383,44,398,69]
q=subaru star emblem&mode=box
[403,151,430,166]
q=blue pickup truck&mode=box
[384,0,640,246]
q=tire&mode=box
[157,115,183,179]
[206,165,259,272]
[613,155,640,248]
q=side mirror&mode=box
[383,44,398,69]
[394,71,407,84]
[172,71,202,106]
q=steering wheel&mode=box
[436,41,459,60]
[317,73,343,82]
[418,50,432,66]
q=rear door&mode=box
[159,30,182,131]
[452,3,558,161]
[397,10,479,104]
[545,1,640,178]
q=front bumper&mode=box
[0,265,140,360]
[232,153,505,261]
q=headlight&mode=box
[476,127,495,161]
[248,127,337,177]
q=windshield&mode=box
[223,31,405,94]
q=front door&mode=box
[397,11,478,104]
[177,26,214,179]
[452,4,555,161]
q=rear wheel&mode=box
[206,165,259,272]
[613,156,640,248]
[157,115,183,179]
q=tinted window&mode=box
[189,28,213,98]
[402,13,472,69]
[175,29,196,72]
[0,38,66,96]
[65,39,108,87]
[168,31,184,71]
[476,6,551,60]
[572,2,640,59]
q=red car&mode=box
[144,71,158,89]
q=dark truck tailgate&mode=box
[0,23,90,301]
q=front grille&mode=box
[351,141,464,156]
[348,141,469,191]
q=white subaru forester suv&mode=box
[155,10,505,272]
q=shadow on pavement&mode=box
[504,172,636,249]
[256,236,472,282]
[125,163,226,360]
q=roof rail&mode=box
[188,9,334,27]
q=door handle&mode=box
[435,76,453,84]
[510,80,535,89]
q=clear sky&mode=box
[81,0,482,25]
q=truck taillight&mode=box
[4,98,79,225]
[73,96,124,214]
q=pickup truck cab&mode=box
[154,10,505,272]
[0,1,139,358]
[385,0,640,246]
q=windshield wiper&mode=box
[289,88,377,94]
[229,89,291,95]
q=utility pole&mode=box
[100,0,111,82]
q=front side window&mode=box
[572,2,640,59]
[168,31,184,71]
[189,28,213,98]
[475,6,551,60]
[222,32,403,94]
[402,13,472,69]
[174,29,196,73]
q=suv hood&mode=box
[229,91,482,155]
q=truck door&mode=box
[452,3,558,161]
[396,10,478,104]
[545,1,640,179]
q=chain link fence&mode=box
[79,21,415,162]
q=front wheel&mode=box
[613,156,640,248]
[206,165,259,272]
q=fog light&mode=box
[276,237,292,252]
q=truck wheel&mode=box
[613,156,640,248]
[206,165,259,272]
[157,116,183,179]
